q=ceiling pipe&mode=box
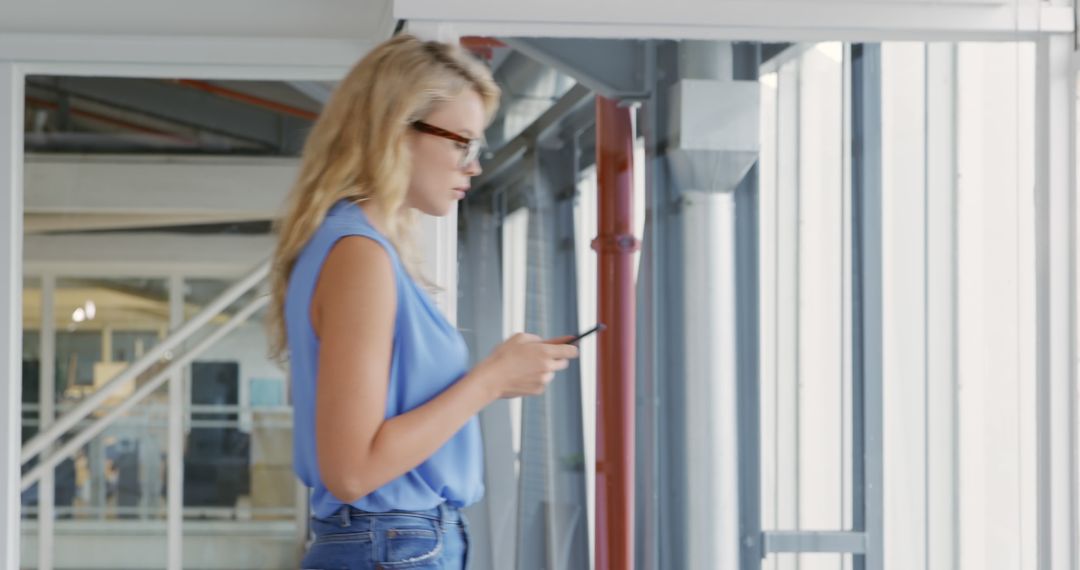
[172,80,319,121]
[24,96,193,144]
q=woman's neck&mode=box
[358,201,391,236]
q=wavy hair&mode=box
[267,34,500,364]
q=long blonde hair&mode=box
[267,34,500,364]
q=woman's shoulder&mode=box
[308,232,399,336]
[321,201,395,250]
[321,236,396,298]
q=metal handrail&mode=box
[21,293,269,491]
[20,259,270,466]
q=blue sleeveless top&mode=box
[285,199,484,519]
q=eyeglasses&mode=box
[411,121,484,169]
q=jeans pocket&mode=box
[302,530,374,570]
[382,526,442,567]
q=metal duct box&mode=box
[667,79,760,194]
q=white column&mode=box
[773,58,800,570]
[880,42,928,570]
[418,213,459,325]
[955,41,1038,570]
[756,66,779,552]
[681,191,739,570]
[795,48,845,570]
[954,43,989,570]
[1035,35,1078,570]
[924,42,959,570]
[167,274,184,570]
[38,275,56,570]
[0,61,25,570]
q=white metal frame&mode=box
[758,37,1078,570]
[37,275,55,570]
[1,60,26,570]
[167,274,185,570]
[4,9,1079,570]
[484,15,1063,570]
[20,293,269,492]
[395,0,1072,42]
[1037,34,1078,570]
[0,35,463,570]
[20,261,271,466]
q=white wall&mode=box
[759,45,849,570]
[881,41,1038,570]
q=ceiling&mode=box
[19,36,578,237]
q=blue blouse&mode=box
[285,199,484,518]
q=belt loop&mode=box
[437,502,448,527]
[339,505,351,528]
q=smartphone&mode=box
[566,323,606,344]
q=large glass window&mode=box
[183,278,291,521]
[759,43,851,570]
[758,41,1039,569]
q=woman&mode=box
[267,34,579,569]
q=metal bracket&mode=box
[591,233,642,254]
[762,531,869,555]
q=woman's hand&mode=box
[471,333,580,399]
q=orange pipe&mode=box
[460,36,505,61]
[460,36,506,49]
[593,96,638,570]
[173,79,319,121]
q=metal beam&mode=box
[1035,34,1079,570]
[0,35,364,80]
[37,275,55,570]
[733,123,762,567]
[476,105,597,203]
[24,154,296,217]
[485,50,575,150]
[924,42,959,570]
[506,38,650,101]
[851,43,885,570]
[473,83,593,193]
[459,202,514,570]
[396,1,1070,42]
[517,144,589,569]
[734,43,762,570]
[763,531,868,554]
[0,0,393,39]
[23,234,274,277]
[27,77,308,150]
[0,61,24,570]
[635,40,688,570]
[288,81,334,105]
[167,275,184,570]
[24,213,272,234]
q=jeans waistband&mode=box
[332,502,464,527]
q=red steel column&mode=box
[593,96,638,570]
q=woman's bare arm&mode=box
[312,237,497,503]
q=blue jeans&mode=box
[301,503,470,569]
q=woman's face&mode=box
[405,89,486,217]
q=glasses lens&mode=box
[461,141,481,168]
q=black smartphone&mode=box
[566,323,606,344]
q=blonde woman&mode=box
[267,35,579,569]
